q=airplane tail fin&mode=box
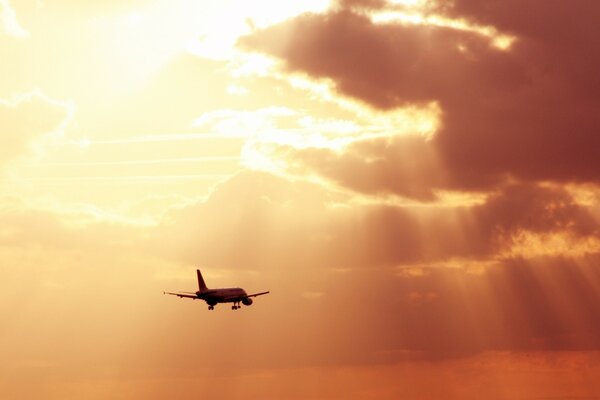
[197,269,208,292]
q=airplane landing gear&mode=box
[232,302,241,310]
[208,305,214,310]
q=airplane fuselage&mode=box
[196,287,248,305]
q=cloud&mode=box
[240,5,600,193]
[160,171,599,271]
[0,0,28,38]
[318,255,600,360]
[429,0,600,51]
[265,134,444,201]
[0,170,597,381]
[2,2,600,394]
[147,169,600,361]
[0,186,596,390]
[0,90,71,166]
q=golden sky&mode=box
[2,0,600,398]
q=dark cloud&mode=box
[151,171,600,365]
[240,5,600,193]
[156,171,600,361]
[159,180,600,361]
[430,1,600,50]
[311,254,600,361]
[278,135,444,201]
[333,0,388,11]
[242,11,511,109]
[161,171,598,271]
[476,183,598,237]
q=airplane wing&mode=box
[163,291,198,299]
[247,291,270,298]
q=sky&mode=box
[1,0,600,398]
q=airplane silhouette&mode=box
[164,269,269,310]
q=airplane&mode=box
[164,269,270,310]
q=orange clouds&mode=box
[149,171,600,362]
[228,4,600,371]
[268,134,444,201]
[2,1,600,398]
[241,3,600,191]
[163,170,598,270]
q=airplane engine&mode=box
[242,297,253,306]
